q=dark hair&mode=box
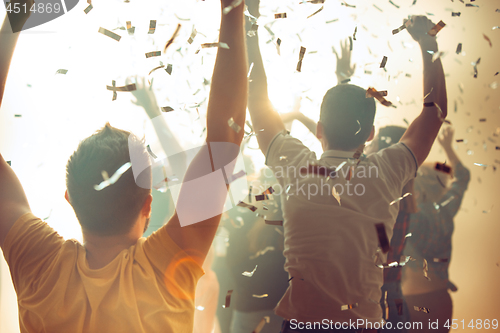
[375,125,418,214]
[319,84,376,151]
[66,123,151,236]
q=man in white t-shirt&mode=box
[245,1,447,331]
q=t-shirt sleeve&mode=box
[143,226,205,299]
[370,142,418,187]
[265,130,315,183]
[2,212,64,293]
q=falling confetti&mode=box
[94,162,132,191]
[98,27,121,42]
[242,265,258,277]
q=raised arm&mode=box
[0,0,32,106]
[246,0,286,155]
[0,2,33,248]
[333,38,356,85]
[164,0,248,266]
[400,16,448,166]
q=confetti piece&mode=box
[389,0,400,8]
[375,223,391,253]
[106,83,137,92]
[341,303,359,311]
[237,201,257,212]
[332,186,341,205]
[247,62,254,78]
[228,117,241,133]
[465,3,478,7]
[255,194,269,201]
[439,195,455,208]
[474,163,488,167]
[352,26,357,41]
[423,259,431,281]
[366,87,394,107]
[55,69,68,74]
[348,36,353,51]
[84,4,93,14]
[148,65,165,76]
[265,220,283,226]
[148,20,156,34]
[275,13,287,19]
[164,24,181,53]
[307,6,324,19]
[428,20,446,37]
[185,29,197,45]
[242,265,258,277]
[94,162,132,191]
[222,290,233,308]
[435,162,452,174]
[296,46,306,72]
[483,34,492,47]
[146,145,157,159]
[431,51,445,63]
[249,246,275,260]
[392,20,411,35]
[456,43,462,54]
[222,0,243,15]
[98,27,121,42]
[145,51,161,58]
[252,316,270,333]
[165,64,173,75]
[196,306,205,311]
[341,1,356,8]
[380,56,388,68]
[276,38,282,55]
[451,12,461,17]
[161,106,174,112]
[252,294,269,298]
[201,42,230,49]
[373,4,383,12]
[6,161,11,166]
[126,21,135,35]
[414,306,430,314]
[389,192,412,205]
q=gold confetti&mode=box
[435,162,452,174]
[201,42,230,49]
[111,80,117,101]
[276,38,282,55]
[252,294,269,298]
[84,4,93,14]
[307,5,324,19]
[237,201,257,212]
[148,20,156,34]
[341,303,359,311]
[242,265,258,277]
[296,46,306,72]
[164,24,182,53]
[427,20,446,37]
[148,65,165,76]
[366,87,393,107]
[228,117,241,133]
[265,220,283,226]
[94,162,132,191]
[249,246,275,260]
[252,316,270,333]
[106,83,137,92]
[332,186,341,205]
[55,69,68,74]
[145,51,161,58]
[414,306,430,314]
[161,106,174,112]
[392,20,411,35]
[98,27,121,42]
[380,56,388,68]
[222,290,233,308]
[483,34,492,47]
[389,193,412,205]
[275,13,287,19]
[423,259,431,281]
[187,29,197,44]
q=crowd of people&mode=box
[0,0,470,332]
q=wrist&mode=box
[419,38,438,52]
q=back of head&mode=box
[320,84,376,151]
[66,123,151,236]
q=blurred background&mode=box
[1,0,499,331]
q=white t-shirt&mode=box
[265,131,417,326]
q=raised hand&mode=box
[333,38,356,83]
[404,15,436,44]
[127,76,161,119]
[437,126,454,150]
[6,0,34,33]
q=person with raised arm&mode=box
[0,0,247,331]
[402,126,470,333]
[244,0,447,329]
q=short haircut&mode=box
[320,84,376,151]
[66,123,151,236]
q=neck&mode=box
[83,231,140,269]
